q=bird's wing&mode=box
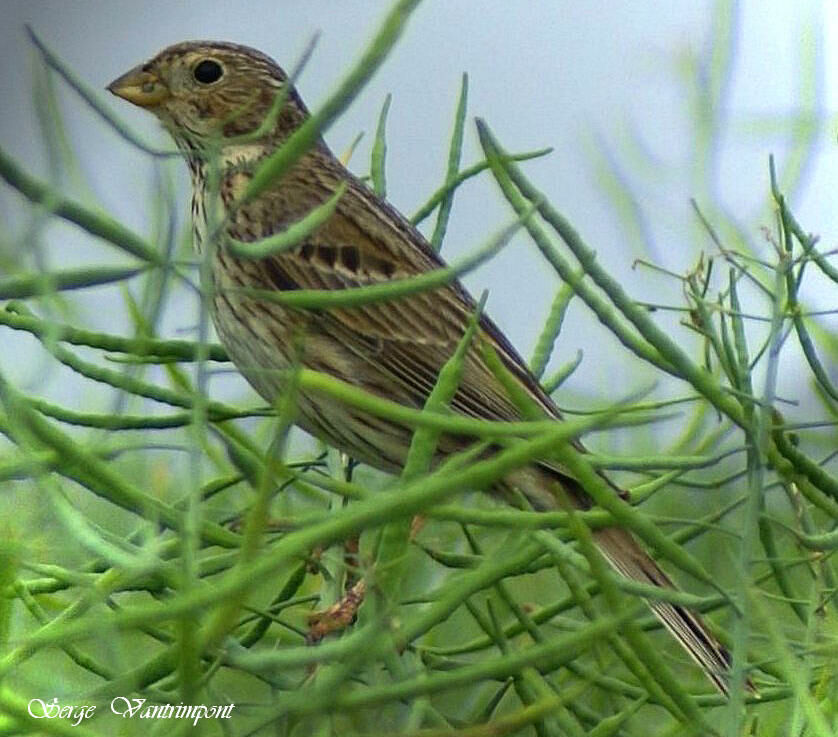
[234,158,563,430]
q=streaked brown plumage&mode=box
[109,41,731,693]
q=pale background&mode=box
[0,1,835,430]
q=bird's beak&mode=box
[107,65,170,108]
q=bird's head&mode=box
[107,41,309,153]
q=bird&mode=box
[108,40,732,694]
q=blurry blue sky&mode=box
[0,1,834,421]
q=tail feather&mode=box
[505,465,734,695]
[594,527,732,695]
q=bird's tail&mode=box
[593,525,731,695]
[504,464,735,694]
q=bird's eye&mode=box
[193,59,223,84]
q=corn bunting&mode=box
[109,41,731,693]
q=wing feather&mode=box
[226,152,578,472]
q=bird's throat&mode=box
[188,141,270,253]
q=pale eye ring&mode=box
[193,59,223,84]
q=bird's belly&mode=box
[211,292,295,401]
[210,287,415,471]
[212,294,558,497]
